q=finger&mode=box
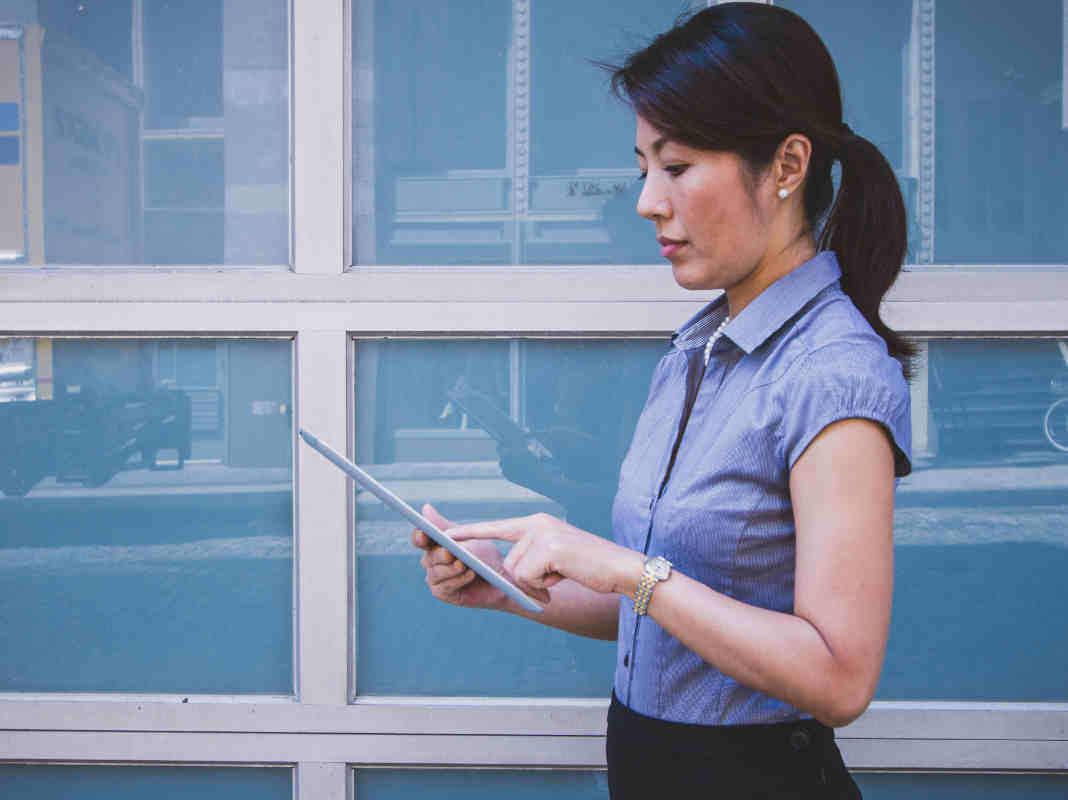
[539,572,566,590]
[502,535,531,576]
[427,560,467,583]
[412,529,432,550]
[432,568,479,596]
[519,583,551,605]
[448,516,532,543]
[420,544,455,568]
[429,546,457,566]
[422,503,455,530]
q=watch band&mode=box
[633,555,672,616]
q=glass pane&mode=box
[856,772,1068,799]
[356,337,1068,702]
[356,769,608,800]
[883,339,1068,700]
[354,339,664,695]
[351,1,691,266]
[0,338,293,693]
[780,0,1068,264]
[0,0,288,267]
[0,765,292,799]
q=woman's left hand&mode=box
[447,513,642,599]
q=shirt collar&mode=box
[672,251,842,355]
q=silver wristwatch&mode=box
[633,555,672,616]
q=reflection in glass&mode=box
[780,0,1068,264]
[0,338,293,693]
[354,338,664,695]
[356,769,609,800]
[0,0,288,267]
[352,0,690,266]
[0,765,293,800]
[356,769,1068,800]
[886,339,1068,700]
[855,772,1068,799]
[355,337,1068,701]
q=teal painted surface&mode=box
[355,339,1068,700]
[0,339,294,694]
[0,765,291,799]
[356,769,609,799]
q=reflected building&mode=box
[0,0,288,266]
[0,338,292,496]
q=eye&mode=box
[665,164,688,177]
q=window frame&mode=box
[1,0,1066,795]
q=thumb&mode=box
[422,503,455,531]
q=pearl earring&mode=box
[778,188,789,199]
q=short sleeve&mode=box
[777,342,912,477]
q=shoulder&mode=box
[770,290,912,476]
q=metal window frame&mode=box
[2,0,1068,796]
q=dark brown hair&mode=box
[609,3,913,374]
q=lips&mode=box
[657,236,686,258]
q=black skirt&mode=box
[606,692,862,799]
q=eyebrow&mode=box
[633,136,669,159]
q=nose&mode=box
[636,173,670,221]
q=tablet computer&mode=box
[299,428,544,614]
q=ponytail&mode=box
[816,125,916,378]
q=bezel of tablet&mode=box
[299,429,544,614]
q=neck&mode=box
[725,235,817,318]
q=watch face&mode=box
[649,557,671,580]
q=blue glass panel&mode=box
[351,0,694,266]
[0,765,291,800]
[0,338,294,693]
[780,0,1067,264]
[356,769,608,800]
[145,139,224,210]
[0,102,18,131]
[357,337,1068,701]
[0,135,17,165]
[856,772,1068,799]
[0,1,288,266]
[37,1,135,81]
[883,339,1068,700]
[354,339,664,695]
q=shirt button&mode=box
[789,729,811,751]
[623,653,629,667]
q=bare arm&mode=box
[452,418,895,727]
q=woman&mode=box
[413,4,911,797]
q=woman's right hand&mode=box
[411,504,513,612]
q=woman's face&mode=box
[634,115,778,304]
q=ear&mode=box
[773,133,812,199]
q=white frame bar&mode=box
[296,331,351,705]
[1,732,1066,772]
[0,269,1066,334]
[1,698,1067,740]
[3,0,1068,793]
[293,0,344,274]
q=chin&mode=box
[671,263,713,291]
